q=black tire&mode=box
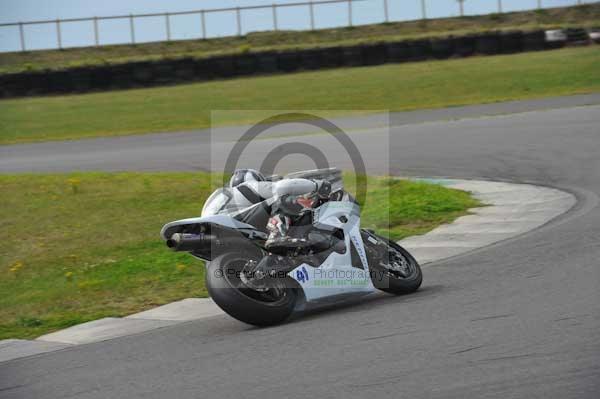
[368,237,422,295]
[206,252,297,326]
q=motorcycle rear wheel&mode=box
[206,252,297,326]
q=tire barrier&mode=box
[321,47,342,68]
[28,71,50,95]
[454,34,476,57]
[545,30,567,50]
[277,51,300,72]
[193,58,212,80]
[90,67,113,90]
[47,71,72,93]
[407,39,431,61]
[210,56,236,78]
[341,45,364,67]
[300,49,322,70]
[234,54,258,76]
[111,64,135,88]
[500,30,523,54]
[564,28,589,44]
[0,75,14,97]
[255,52,280,74]
[430,37,455,59]
[0,27,596,98]
[132,62,155,84]
[173,58,197,81]
[475,32,501,55]
[362,43,387,65]
[522,30,546,51]
[386,41,411,63]
[152,62,177,84]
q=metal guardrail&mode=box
[0,0,594,52]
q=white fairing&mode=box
[287,201,376,302]
[202,182,276,217]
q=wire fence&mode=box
[0,0,595,52]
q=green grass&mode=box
[0,173,479,339]
[0,4,598,74]
[1,46,599,145]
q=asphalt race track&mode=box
[1,95,599,398]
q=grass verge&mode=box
[0,172,479,339]
[1,46,599,145]
[0,4,598,75]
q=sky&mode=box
[0,0,590,52]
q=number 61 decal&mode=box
[296,266,309,283]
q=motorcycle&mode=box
[160,168,422,326]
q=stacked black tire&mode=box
[1,27,595,99]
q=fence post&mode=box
[309,1,315,30]
[56,19,63,49]
[421,0,427,20]
[129,14,136,44]
[201,10,206,39]
[497,0,502,13]
[458,0,464,17]
[348,0,353,27]
[19,22,26,52]
[236,7,242,36]
[93,17,99,46]
[537,0,542,9]
[383,0,389,23]
[272,4,278,30]
[165,13,171,41]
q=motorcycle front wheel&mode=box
[368,237,422,295]
[206,252,297,326]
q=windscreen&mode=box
[201,188,232,216]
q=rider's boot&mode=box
[265,215,305,253]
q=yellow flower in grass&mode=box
[176,264,187,272]
[9,260,24,273]
[67,178,81,194]
[64,271,74,281]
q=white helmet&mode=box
[229,169,266,188]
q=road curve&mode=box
[1,96,599,398]
[1,93,600,173]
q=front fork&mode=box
[361,229,388,267]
